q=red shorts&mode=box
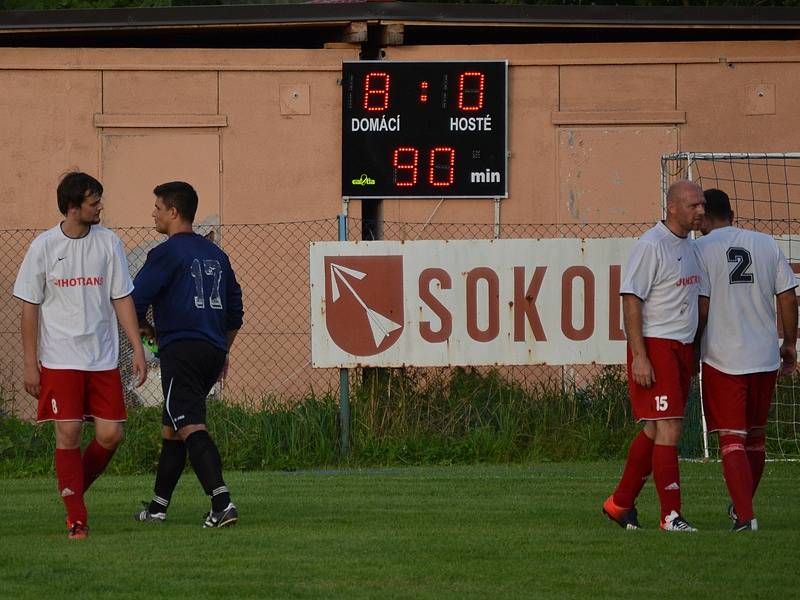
[701,363,777,434]
[627,338,694,422]
[37,367,127,423]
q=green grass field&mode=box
[1,462,798,599]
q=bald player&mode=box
[603,180,705,532]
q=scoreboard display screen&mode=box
[341,61,508,199]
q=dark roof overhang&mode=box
[1,2,799,48]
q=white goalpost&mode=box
[661,152,800,460]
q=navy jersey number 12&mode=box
[191,258,223,309]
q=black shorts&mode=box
[159,339,226,430]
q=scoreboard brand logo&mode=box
[351,174,376,186]
[324,256,404,356]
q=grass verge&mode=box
[1,367,640,475]
[0,462,797,600]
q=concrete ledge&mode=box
[94,113,228,128]
[551,110,686,125]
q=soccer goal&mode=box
[661,152,800,460]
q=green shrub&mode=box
[0,366,702,476]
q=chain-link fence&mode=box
[1,220,342,418]
[1,219,651,421]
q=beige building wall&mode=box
[384,41,800,226]
[0,47,359,230]
[2,41,799,229]
[3,40,800,404]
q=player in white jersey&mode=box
[13,172,147,540]
[695,188,797,531]
[603,180,705,533]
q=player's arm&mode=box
[226,329,239,350]
[131,248,168,337]
[694,295,710,365]
[15,243,46,398]
[112,295,147,388]
[220,259,244,381]
[20,300,41,398]
[623,293,655,388]
[219,329,239,381]
[691,296,710,376]
[777,288,798,375]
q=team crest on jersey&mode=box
[324,256,404,356]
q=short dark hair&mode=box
[57,172,103,215]
[153,181,198,223]
[704,188,733,221]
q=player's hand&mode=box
[779,343,797,376]
[23,362,41,398]
[218,354,230,382]
[131,350,148,388]
[631,354,655,388]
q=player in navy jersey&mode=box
[132,181,243,528]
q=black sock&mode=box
[149,438,186,514]
[184,430,231,512]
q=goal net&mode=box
[661,152,800,460]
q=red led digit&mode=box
[457,71,485,112]
[364,72,390,112]
[429,147,455,187]
[393,147,419,187]
[419,81,429,103]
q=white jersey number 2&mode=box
[191,259,223,310]
[727,247,754,285]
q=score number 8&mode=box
[363,71,486,112]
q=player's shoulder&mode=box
[31,224,61,243]
[725,227,777,252]
[636,223,666,245]
[743,228,776,246]
[696,226,737,248]
[638,222,685,252]
[166,231,227,258]
[198,233,229,258]
[89,224,123,243]
[145,234,176,260]
[694,231,715,250]
[29,224,68,251]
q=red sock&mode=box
[746,432,766,496]
[720,434,753,522]
[652,444,681,522]
[55,448,87,525]
[82,440,116,493]
[613,430,654,508]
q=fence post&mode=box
[337,211,350,459]
[493,197,501,239]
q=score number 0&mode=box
[361,71,487,188]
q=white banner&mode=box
[310,238,636,368]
